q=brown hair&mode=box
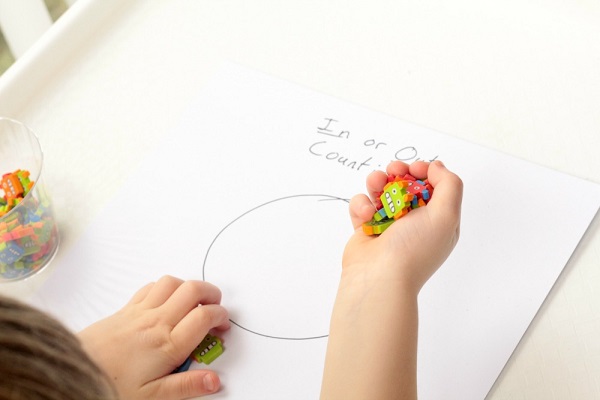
[0,295,119,400]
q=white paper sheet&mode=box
[31,63,600,399]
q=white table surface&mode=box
[0,1,599,398]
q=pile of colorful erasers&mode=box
[173,333,224,373]
[0,169,34,217]
[0,169,57,280]
[362,173,434,235]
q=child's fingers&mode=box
[407,160,430,180]
[145,369,221,400]
[170,304,230,353]
[385,161,410,177]
[426,161,463,221]
[366,170,388,205]
[142,275,185,308]
[161,281,223,325]
[127,282,155,305]
[349,194,377,230]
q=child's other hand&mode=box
[77,276,230,400]
[345,160,463,294]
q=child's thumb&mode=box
[427,161,463,220]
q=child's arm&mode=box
[77,276,230,400]
[320,160,463,400]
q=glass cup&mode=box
[0,117,59,284]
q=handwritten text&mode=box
[308,117,438,172]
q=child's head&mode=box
[0,295,118,399]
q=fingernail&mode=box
[204,374,217,392]
[434,160,445,168]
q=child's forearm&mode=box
[322,160,462,399]
[321,270,419,400]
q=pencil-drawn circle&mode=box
[202,194,349,340]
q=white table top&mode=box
[0,0,599,398]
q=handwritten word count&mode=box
[309,141,373,171]
[308,118,438,171]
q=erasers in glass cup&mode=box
[0,118,59,283]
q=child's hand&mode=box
[321,161,462,400]
[344,160,463,294]
[77,276,230,400]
